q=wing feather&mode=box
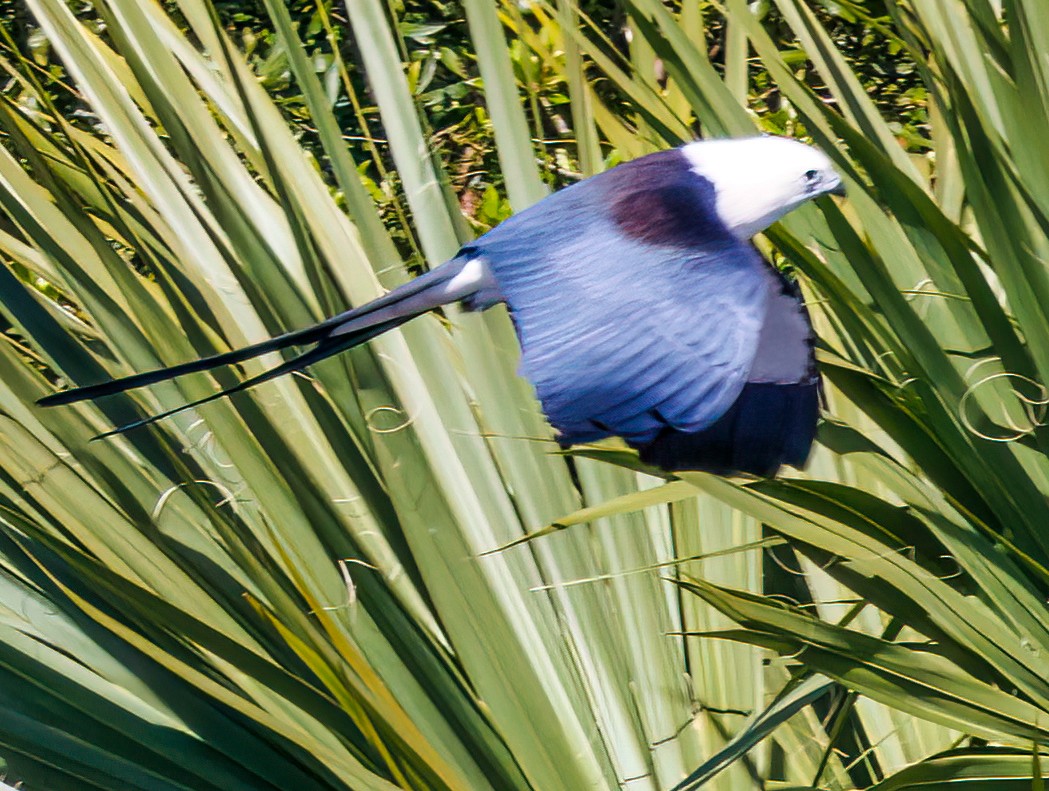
[474,158,774,446]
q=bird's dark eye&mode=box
[803,169,821,187]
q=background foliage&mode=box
[0,0,1047,790]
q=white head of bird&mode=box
[682,136,845,240]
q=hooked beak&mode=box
[828,181,847,197]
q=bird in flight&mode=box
[39,136,844,476]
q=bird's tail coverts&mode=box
[38,261,473,436]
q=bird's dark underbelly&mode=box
[637,379,819,476]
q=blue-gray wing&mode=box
[472,162,773,446]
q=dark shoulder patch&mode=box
[605,149,732,248]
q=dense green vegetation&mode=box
[1,0,933,257]
[2,1,1049,790]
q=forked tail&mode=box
[38,260,477,437]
